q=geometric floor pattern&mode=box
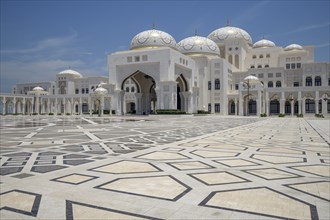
[0,115,329,219]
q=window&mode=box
[75,89,79,94]
[214,79,220,90]
[235,84,239,90]
[208,81,211,90]
[297,57,301,61]
[276,81,282,87]
[257,65,262,68]
[286,64,290,69]
[276,72,281,77]
[305,99,315,113]
[142,55,148,61]
[131,87,135,93]
[228,55,233,64]
[306,77,312,86]
[126,87,130,92]
[268,73,273,78]
[258,73,263,78]
[135,56,140,62]
[268,81,273,88]
[291,63,296,69]
[266,54,270,58]
[250,65,255,69]
[229,47,232,51]
[127,57,132,62]
[259,55,263,58]
[215,103,220,113]
[297,63,301,68]
[186,60,188,65]
[294,82,299,87]
[252,55,256,59]
[265,64,269,68]
[82,88,85,94]
[208,103,211,112]
[180,58,182,63]
[291,57,295,61]
[235,47,239,50]
[86,88,89,94]
[315,76,321,86]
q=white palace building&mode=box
[1,24,329,116]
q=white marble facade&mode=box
[1,24,329,116]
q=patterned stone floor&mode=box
[0,115,329,220]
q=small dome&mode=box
[284,44,303,51]
[94,87,108,96]
[32,86,44,91]
[253,39,276,48]
[208,26,252,46]
[57,69,82,78]
[130,29,177,50]
[177,35,220,57]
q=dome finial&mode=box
[152,19,155,29]
[195,28,198,36]
[226,18,230,26]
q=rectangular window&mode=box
[215,103,220,113]
[268,73,273,78]
[297,63,301,68]
[75,89,79,94]
[266,54,270,58]
[235,84,239,90]
[276,72,281,77]
[135,56,140,62]
[293,82,299,87]
[208,81,211,90]
[258,73,263,78]
[214,79,220,90]
[142,55,148,61]
[208,103,211,112]
[286,64,290,69]
[291,63,296,69]
[86,88,89,94]
[127,57,132,62]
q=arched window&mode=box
[235,54,239,69]
[315,76,321,86]
[228,55,233,64]
[131,87,135,93]
[276,81,281,87]
[82,88,85,94]
[250,65,255,69]
[268,81,273,88]
[265,64,269,68]
[75,89,79,94]
[125,87,129,92]
[215,79,220,90]
[306,77,312,86]
[86,88,89,94]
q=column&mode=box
[47,98,50,114]
[266,100,270,116]
[71,97,74,115]
[298,92,302,115]
[79,97,83,115]
[280,92,285,114]
[257,90,261,116]
[35,96,39,114]
[22,98,26,115]
[302,99,305,115]
[234,98,238,116]
[315,91,319,114]
[2,97,6,115]
[62,98,66,115]
[135,93,143,115]
[13,97,16,114]
[55,98,58,115]
[101,96,105,116]
[322,99,327,115]
[88,96,92,115]
[291,100,294,116]
[238,91,243,116]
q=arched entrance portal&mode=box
[121,71,156,115]
[176,75,188,111]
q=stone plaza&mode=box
[0,115,329,219]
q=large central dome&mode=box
[207,26,252,46]
[130,29,177,50]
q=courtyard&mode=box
[0,115,329,220]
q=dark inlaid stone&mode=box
[31,165,67,173]
[4,152,32,157]
[63,154,90,159]
[38,151,65,156]
[0,167,23,175]
[12,173,35,179]
[63,159,94,165]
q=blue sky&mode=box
[1,0,329,92]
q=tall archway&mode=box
[270,100,280,115]
[176,74,188,111]
[121,71,156,115]
[285,101,291,115]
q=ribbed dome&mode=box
[94,87,108,96]
[57,69,82,78]
[253,39,276,48]
[177,35,220,57]
[284,44,303,51]
[208,26,252,46]
[32,86,44,91]
[130,29,177,50]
